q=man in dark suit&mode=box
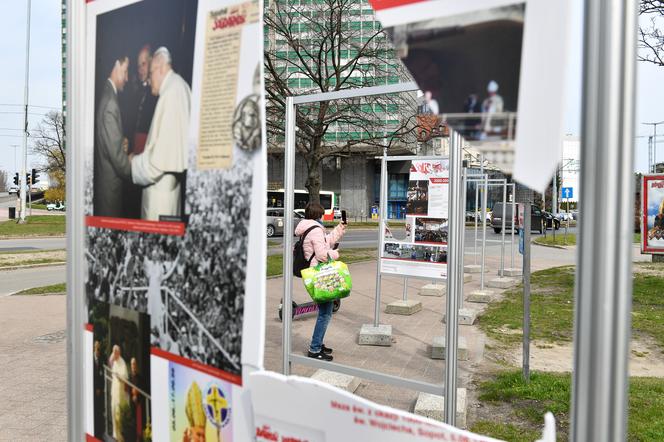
[94,55,132,217]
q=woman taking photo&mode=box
[294,202,346,361]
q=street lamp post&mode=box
[19,0,32,223]
[643,121,664,173]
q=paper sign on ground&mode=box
[248,371,502,442]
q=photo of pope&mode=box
[93,46,191,222]
[130,47,191,221]
[91,0,197,222]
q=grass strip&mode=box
[0,257,66,268]
[534,233,576,247]
[15,282,66,295]
[0,249,66,269]
[0,215,65,238]
[267,248,377,277]
[534,232,641,246]
[471,370,664,441]
[478,265,664,348]
[0,248,65,255]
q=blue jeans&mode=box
[309,301,334,353]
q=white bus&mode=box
[267,189,336,221]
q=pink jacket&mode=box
[294,219,345,267]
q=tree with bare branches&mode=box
[0,170,7,193]
[31,110,66,198]
[639,0,664,66]
[264,0,420,202]
[31,111,65,176]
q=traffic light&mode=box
[25,174,30,186]
[13,173,18,186]
[31,168,39,184]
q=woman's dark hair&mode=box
[304,202,325,220]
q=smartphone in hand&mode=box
[341,210,347,224]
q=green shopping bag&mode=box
[301,259,352,303]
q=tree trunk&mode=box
[305,155,322,204]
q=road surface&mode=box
[268,225,578,255]
[0,236,66,252]
[0,194,16,207]
[0,264,66,297]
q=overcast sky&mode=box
[0,1,662,180]
[0,0,62,179]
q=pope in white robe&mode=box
[109,345,129,440]
[131,47,191,221]
[143,250,179,341]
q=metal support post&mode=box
[66,0,85,438]
[444,131,463,426]
[480,173,488,290]
[402,277,408,301]
[500,181,506,276]
[522,203,531,381]
[565,197,570,243]
[648,136,653,173]
[282,97,296,375]
[459,167,467,309]
[511,184,516,269]
[552,165,558,216]
[374,147,388,327]
[571,0,637,439]
[473,171,479,265]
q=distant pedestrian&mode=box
[294,202,346,361]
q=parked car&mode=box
[541,211,561,230]
[47,201,66,211]
[467,210,492,222]
[491,203,546,234]
[555,212,574,222]
[7,185,19,195]
[266,208,303,237]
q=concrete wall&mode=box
[268,155,342,191]
[267,154,311,190]
[340,156,374,218]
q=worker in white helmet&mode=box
[481,80,504,137]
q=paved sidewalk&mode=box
[0,237,647,438]
[263,248,563,413]
[264,243,650,414]
[0,294,67,441]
